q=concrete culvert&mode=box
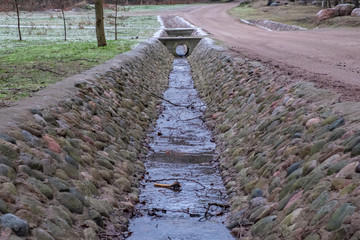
[175,44,189,57]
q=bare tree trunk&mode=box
[62,8,67,41]
[354,0,359,8]
[322,0,327,8]
[115,0,118,40]
[14,0,22,41]
[95,0,107,47]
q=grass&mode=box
[0,40,136,101]
[0,8,161,103]
[229,0,360,29]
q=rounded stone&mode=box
[84,228,97,240]
[0,139,19,159]
[0,214,29,237]
[0,134,16,144]
[325,203,355,231]
[251,188,263,199]
[32,228,55,240]
[0,164,16,180]
[27,178,53,199]
[57,192,84,214]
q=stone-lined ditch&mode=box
[189,39,360,240]
[127,57,233,239]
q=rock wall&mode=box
[0,39,173,239]
[189,39,360,240]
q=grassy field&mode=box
[0,4,179,103]
[0,40,134,101]
[229,1,360,29]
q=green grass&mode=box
[0,39,139,102]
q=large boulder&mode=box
[334,4,355,16]
[351,8,360,16]
[316,8,339,22]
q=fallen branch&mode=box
[199,202,230,221]
[151,92,185,107]
[148,177,206,190]
[150,92,200,109]
[154,181,181,191]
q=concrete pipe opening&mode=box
[175,44,189,57]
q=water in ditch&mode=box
[126,57,234,240]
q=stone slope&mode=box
[0,39,173,239]
[189,39,360,240]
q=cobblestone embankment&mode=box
[189,39,360,240]
[0,39,173,239]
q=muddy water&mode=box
[127,58,234,240]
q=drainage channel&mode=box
[126,56,234,240]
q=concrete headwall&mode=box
[189,39,360,240]
[0,39,173,239]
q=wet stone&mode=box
[0,214,29,237]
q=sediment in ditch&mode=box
[189,39,360,240]
[0,39,173,239]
